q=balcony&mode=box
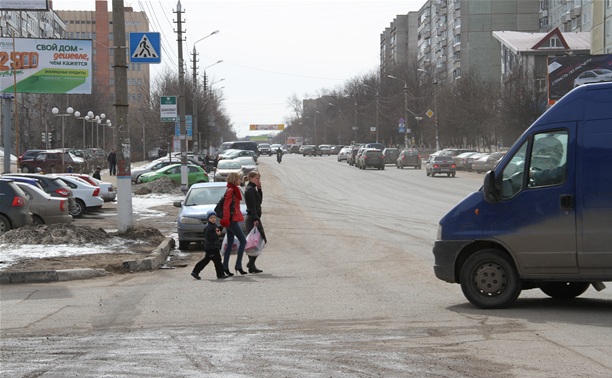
[562,13,571,23]
[570,7,581,18]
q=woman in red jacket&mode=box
[220,172,248,275]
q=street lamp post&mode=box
[314,110,320,146]
[328,102,342,144]
[414,116,423,147]
[73,111,88,149]
[418,69,440,150]
[51,106,74,172]
[102,119,112,150]
[388,75,409,149]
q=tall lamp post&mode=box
[387,75,409,149]
[328,102,342,144]
[102,119,112,150]
[418,69,440,150]
[73,111,88,149]
[51,106,74,172]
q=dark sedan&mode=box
[425,155,456,177]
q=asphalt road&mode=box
[1,154,611,377]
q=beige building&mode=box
[56,1,150,107]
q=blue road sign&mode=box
[129,32,161,63]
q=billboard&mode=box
[548,54,612,101]
[0,0,48,10]
[249,124,285,131]
[0,38,93,94]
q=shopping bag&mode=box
[245,227,266,256]
[221,233,240,254]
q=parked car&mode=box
[357,148,385,170]
[0,178,33,235]
[58,173,116,202]
[346,146,361,166]
[382,148,400,164]
[289,145,301,154]
[15,182,72,225]
[18,149,44,167]
[463,152,488,172]
[452,152,479,170]
[132,158,186,183]
[364,142,385,151]
[471,153,491,174]
[301,145,320,156]
[573,69,612,87]
[1,173,77,213]
[173,182,247,250]
[439,148,478,158]
[425,155,456,177]
[396,148,422,169]
[318,145,332,155]
[213,159,245,183]
[482,152,506,172]
[58,175,104,217]
[140,163,209,187]
[217,141,259,157]
[337,146,352,162]
[19,149,84,173]
[330,145,344,155]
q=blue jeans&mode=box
[223,221,247,270]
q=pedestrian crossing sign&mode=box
[129,32,161,63]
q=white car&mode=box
[337,146,352,162]
[58,176,104,218]
[573,69,612,87]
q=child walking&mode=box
[191,211,228,280]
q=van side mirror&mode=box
[483,171,498,204]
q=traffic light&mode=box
[42,132,46,143]
[48,132,52,143]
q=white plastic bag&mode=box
[245,227,266,257]
[221,233,240,254]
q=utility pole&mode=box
[175,0,188,193]
[191,46,199,155]
[112,0,133,232]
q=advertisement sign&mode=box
[175,115,193,139]
[160,96,177,122]
[0,0,48,10]
[548,54,612,101]
[249,124,285,131]
[0,38,92,94]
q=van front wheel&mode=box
[460,249,521,309]
[540,282,590,299]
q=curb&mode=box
[0,237,175,284]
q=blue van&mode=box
[433,82,612,309]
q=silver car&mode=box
[173,182,247,250]
[15,182,73,225]
[213,159,245,182]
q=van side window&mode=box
[501,141,528,199]
[528,131,568,188]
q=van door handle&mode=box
[560,194,573,210]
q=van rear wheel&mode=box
[460,249,521,309]
[540,282,590,299]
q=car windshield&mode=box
[217,160,242,169]
[236,157,255,165]
[185,186,227,206]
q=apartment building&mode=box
[0,7,65,38]
[382,0,606,84]
[56,1,150,104]
[380,12,419,77]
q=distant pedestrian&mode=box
[92,166,102,180]
[191,211,228,280]
[107,149,117,176]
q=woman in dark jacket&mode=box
[244,171,267,273]
[220,172,247,275]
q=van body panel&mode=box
[433,82,612,307]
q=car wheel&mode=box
[178,240,190,250]
[540,282,590,299]
[32,214,45,224]
[381,166,385,170]
[21,165,31,173]
[426,171,430,176]
[431,173,435,177]
[70,199,86,218]
[0,214,11,235]
[451,172,456,177]
[460,249,522,309]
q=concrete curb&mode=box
[122,237,175,272]
[0,237,175,284]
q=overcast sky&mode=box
[52,0,424,138]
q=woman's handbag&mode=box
[245,227,266,256]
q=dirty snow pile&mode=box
[133,177,184,195]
